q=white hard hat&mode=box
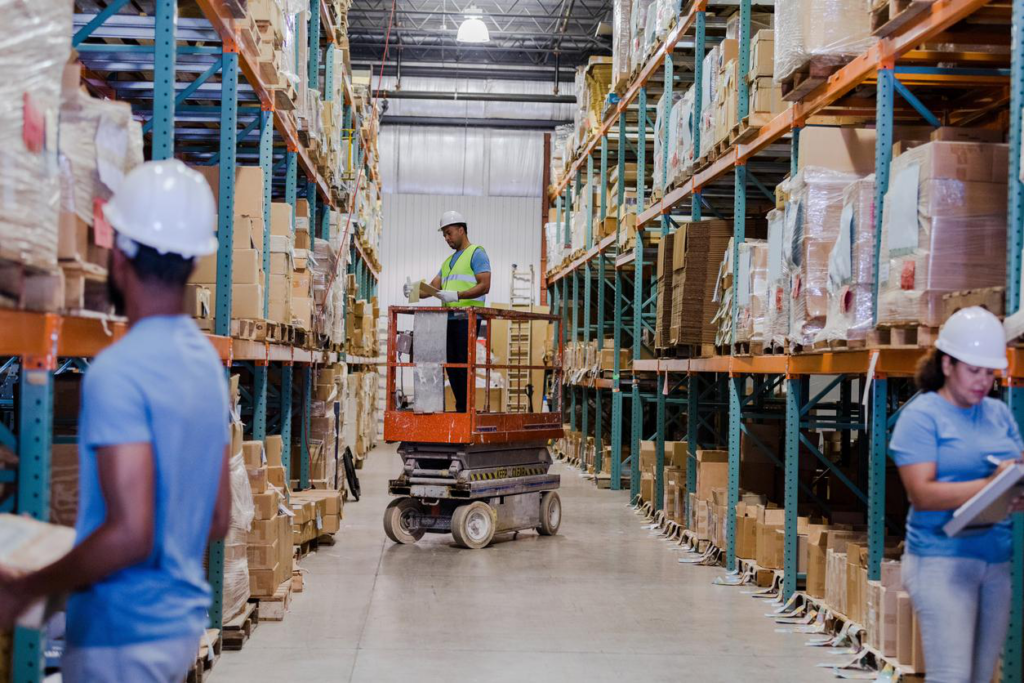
[935,306,1008,370]
[103,159,218,258]
[439,210,466,231]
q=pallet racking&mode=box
[0,2,380,681]
[544,0,1023,679]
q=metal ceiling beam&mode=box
[73,13,218,42]
[382,89,575,103]
[353,61,577,82]
[380,115,570,129]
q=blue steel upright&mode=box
[150,0,177,160]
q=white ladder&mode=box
[507,265,535,413]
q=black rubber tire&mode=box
[537,491,562,536]
[343,449,361,502]
[451,501,496,550]
[383,498,425,544]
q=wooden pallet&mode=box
[186,629,222,683]
[0,257,64,312]
[729,114,771,146]
[780,57,850,102]
[222,601,259,651]
[871,0,934,37]
[61,260,110,315]
[811,338,867,353]
[761,341,788,355]
[231,318,267,341]
[256,579,293,621]
[868,325,939,348]
[942,286,1005,320]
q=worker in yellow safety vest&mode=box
[404,211,491,412]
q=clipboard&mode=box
[943,463,1024,537]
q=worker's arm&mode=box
[428,275,442,291]
[898,458,1019,511]
[209,444,232,541]
[456,271,491,301]
[0,442,155,628]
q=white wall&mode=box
[378,194,544,316]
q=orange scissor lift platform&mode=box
[382,306,565,549]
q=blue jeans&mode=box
[62,634,198,683]
[902,553,1012,683]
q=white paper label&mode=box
[828,202,855,294]
[886,163,921,257]
[96,115,129,193]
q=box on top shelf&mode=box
[878,141,1009,328]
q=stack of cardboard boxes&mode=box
[291,489,344,544]
[670,220,732,348]
[243,435,293,602]
[655,232,676,350]
[190,166,267,323]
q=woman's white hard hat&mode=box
[935,306,1008,370]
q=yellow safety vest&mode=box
[440,244,485,308]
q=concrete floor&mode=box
[215,444,836,683]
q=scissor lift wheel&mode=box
[383,497,426,544]
[537,491,561,536]
[451,501,497,549]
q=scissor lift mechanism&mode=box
[383,306,564,549]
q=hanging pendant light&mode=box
[457,5,490,43]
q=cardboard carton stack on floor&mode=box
[291,488,344,541]
[877,141,1009,329]
[671,220,732,348]
[688,449,727,540]
[191,166,267,322]
[341,370,379,464]
[244,434,292,601]
[638,440,687,510]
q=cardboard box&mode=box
[269,274,291,302]
[247,467,267,494]
[246,538,278,569]
[253,489,281,520]
[270,251,290,275]
[58,213,89,262]
[880,584,900,657]
[267,465,287,490]
[696,450,729,503]
[748,29,773,80]
[233,249,262,285]
[291,270,311,296]
[897,591,913,667]
[755,507,785,569]
[184,284,211,319]
[798,127,877,176]
[271,202,293,236]
[735,503,758,559]
[269,300,291,325]
[232,283,264,320]
[242,440,264,469]
[641,473,655,505]
[249,562,284,597]
[806,526,829,598]
[291,296,313,330]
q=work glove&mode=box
[436,290,459,304]
[403,279,413,299]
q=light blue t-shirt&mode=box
[68,315,230,647]
[890,392,1022,563]
[437,246,491,278]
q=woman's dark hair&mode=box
[915,347,956,392]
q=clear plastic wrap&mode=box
[764,207,790,350]
[878,142,1008,327]
[630,0,657,73]
[0,0,72,270]
[668,86,695,184]
[773,0,873,84]
[698,44,719,159]
[656,0,683,39]
[60,91,144,229]
[653,92,682,195]
[611,0,633,92]
[223,448,254,622]
[817,175,876,344]
[786,166,862,347]
[737,240,769,345]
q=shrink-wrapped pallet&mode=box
[0,1,72,270]
[629,0,657,73]
[763,207,790,350]
[59,89,145,230]
[668,86,696,184]
[611,0,633,92]
[786,167,861,348]
[656,0,682,39]
[545,221,564,273]
[224,445,255,622]
[736,240,769,345]
[653,92,683,196]
[817,175,876,344]
[773,0,873,84]
[877,141,1008,328]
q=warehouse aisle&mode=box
[216,445,835,683]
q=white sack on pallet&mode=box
[763,207,790,350]
[0,0,72,270]
[611,0,632,92]
[773,0,873,84]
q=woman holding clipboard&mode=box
[890,306,1024,683]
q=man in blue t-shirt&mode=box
[0,160,231,683]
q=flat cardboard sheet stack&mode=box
[655,232,677,349]
[671,220,732,347]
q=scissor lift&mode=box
[383,306,564,549]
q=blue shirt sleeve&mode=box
[471,247,491,274]
[81,363,153,448]
[890,400,939,467]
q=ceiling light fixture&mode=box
[457,6,490,43]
